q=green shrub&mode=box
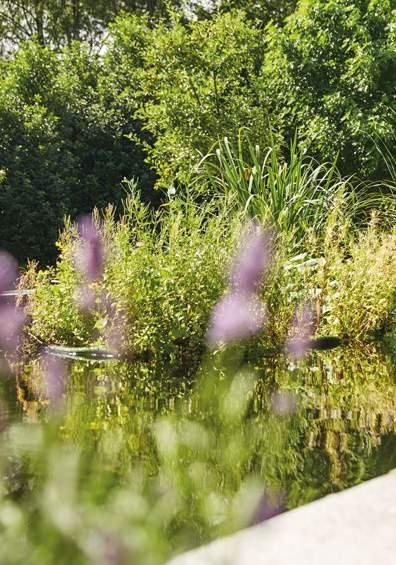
[26,189,240,377]
[219,0,297,25]
[25,186,396,377]
[318,221,396,339]
[128,11,269,188]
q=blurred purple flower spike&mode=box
[74,285,96,314]
[207,293,265,346]
[102,534,125,565]
[0,251,18,293]
[76,215,104,282]
[42,354,68,407]
[231,224,273,294]
[251,489,285,526]
[0,251,25,355]
[286,302,316,360]
[286,337,311,359]
[0,304,25,352]
[207,223,273,346]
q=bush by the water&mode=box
[24,176,396,378]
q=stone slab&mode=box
[168,470,396,565]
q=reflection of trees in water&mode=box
[10,342,396,510]
[259,344,396,505]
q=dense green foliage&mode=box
[0,41,154,263]
[26,193,237,375]
[263,0,396,177]
[24,184,396,374]
[219,0,298,24]
[135,11,269,188]
[0,2,395,263]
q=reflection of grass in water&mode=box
[265,344,396,502]
[17,344,396,472]
[305,346,395,435]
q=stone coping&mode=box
[168,470,396,565]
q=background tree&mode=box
[262,0,396,178]
[0,0,184,54]
[0,41,154,263]
[117,11,270,188]
[218,0,297,26]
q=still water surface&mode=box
[1,341,395,515]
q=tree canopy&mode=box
[0,1,395,263]
[0,0,185,53]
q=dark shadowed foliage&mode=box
[0,41,155,264]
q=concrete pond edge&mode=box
[167,469,396,565]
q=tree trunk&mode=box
[71,0,80,41]
[34,0,45,45]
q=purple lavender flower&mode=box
[207,293,266,346]
[75,215,104,282]
[74,286,96,313]
[286,337,311,359]
[42,354,68,406]
[251,489,285,526]
[270,391,298,416]
[231,224,273,294]
[0,251,18,293]
[0,304,25,352]
[285,302,316,360]
[102,535,125,565]
[207,223,273,346]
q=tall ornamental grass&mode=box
[196,131,396,243]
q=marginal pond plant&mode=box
[196,131,396,244]
[20,176,396,375]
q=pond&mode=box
[0,341,395,561]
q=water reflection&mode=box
[4,342,395,514]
